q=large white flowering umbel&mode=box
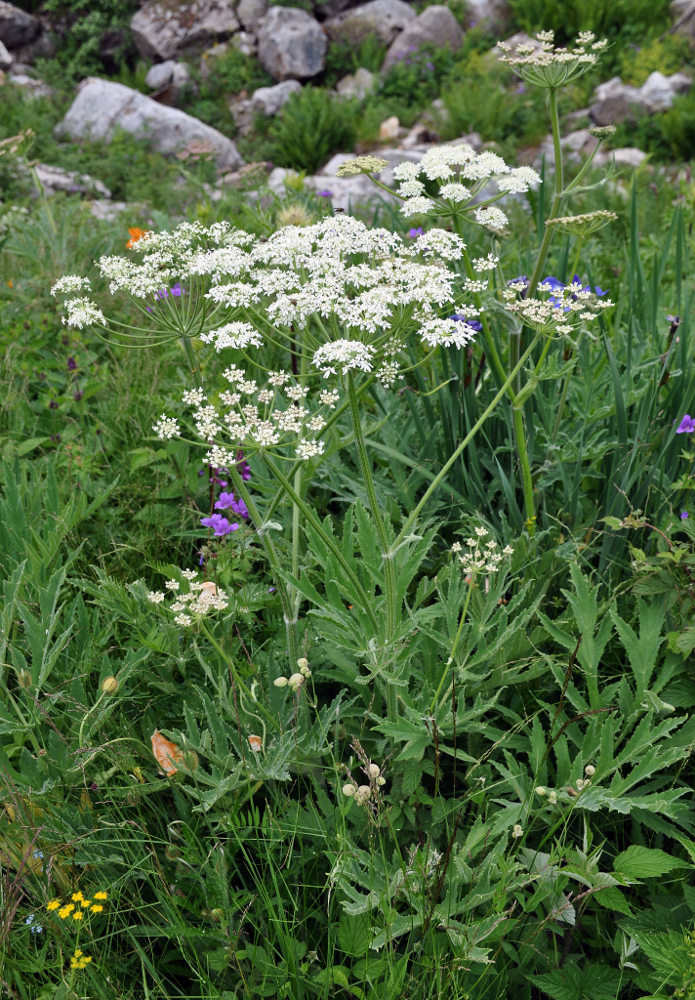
[51,142,610,465]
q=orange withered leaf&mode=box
[151,730,185,776]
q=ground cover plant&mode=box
[3,25,695,1000]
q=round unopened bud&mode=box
[576,778,590,791]
[584,764,595,776]
[297,657,309,670]
[512,824,523,838]
[354,785,371,805]
[300,665,311,678]
[273,676,288,688]
[288,672,304,690]
[535,785,546,796]
[342,783,356,797]
[376,776,386,787]
[548,790,557,804]
[101,676,119,695]
[366,763,381,779]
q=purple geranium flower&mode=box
[317,190,333,198]
[407,227,424,239]
[676,414,695,434]
[200,513,238,536]
[681,511,689,520]
[214,492,248,519]
[451,313,483,332]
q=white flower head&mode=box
[63,298,106,329]
[153,415,181,440]
[312,340,375,378]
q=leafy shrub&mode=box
[507,0,672,45]
[267,87,360,173]
[322,32,388,88]
[378,42,457,108]
[186,47,273,135]
[38,0,139,81]
[439,53,548,151]
[619,34,693,86]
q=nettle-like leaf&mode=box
[532,963,621,1000]
[612,845,686,882]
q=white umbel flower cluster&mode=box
[147,571,229,627]
[497,30,607,89]
[391,143,541,229]
[452,526,514,577]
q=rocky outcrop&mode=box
[131,0,240,61]
[324,0,415,47]
[381,5,464,73]
[0,38,11,68]
[250,79,302,114]
[0,2,41,48]
[257,7,326,81]
[590,71,692,125]
[55,78,243,170]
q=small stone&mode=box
[378,115,400,141]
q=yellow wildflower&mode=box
[47,899,61,911]
[72,910,84,921]
[71,892,84,902]
[90,904,104,914]
[70,948,93,970]
[82,899,92,906]
[93,891,108,900]
[58,904,74,919]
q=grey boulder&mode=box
[324,0,415,47]
[257,7,326,81]
[381,5,463,73]
[131,0,240,60]
[250,79,302,115]
[0,1,41,48]
[55,78,243,170]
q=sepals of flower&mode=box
[342,760,387,806]
[147,570,229,627]
[497,30,608,89]
[274,657,312,691]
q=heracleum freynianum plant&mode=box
[51,31,614,722]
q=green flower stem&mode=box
[460,243,537,531]
[526,87,564,300]
[263,456,380,636]
[347,374,399,712]
[291,465,302,621]
[429,577,473,714]
[197,621,280,733]
[227,464,299,665]
[394,333,542,549]
[180,334,200,380]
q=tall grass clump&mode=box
[4,26,695,1000]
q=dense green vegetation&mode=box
[2,7,695,1000]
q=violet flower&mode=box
[676,414,695,434]
[200,513,238,536]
